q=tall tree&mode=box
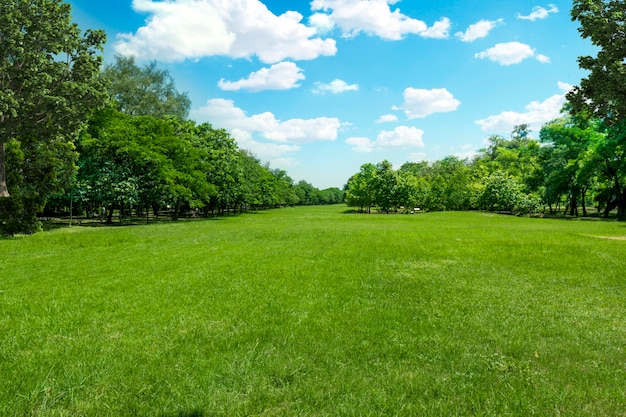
[102,56,191,119]
[568,0,626,218]
[0,0,107,234]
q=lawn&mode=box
[1,206,625,416]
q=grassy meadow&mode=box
[1,205,625,416]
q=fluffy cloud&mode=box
[114,0,337,63]
[455,19,503,42]
[475,82,572,133]
[190,98,342,144]
[393,88,461,119]
[346,136,376,152]
[310,0,450,40]
[517,4,559,21]
[312,79,359,94]
[309,13,335,34]
[218,62,305,92]
[475,41,549,65]
[376,114,399,123]
[536,54,551,64]
[347,126,424,152]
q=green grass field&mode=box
[1,206,625,416]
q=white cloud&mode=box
[312,79,359,94]
[376,114,399,123]
[232,129,301,159]
[218,62,305,92]
[190,98,342,144]
[475,82,571,133]
[455,19,503,42]
[378,126,425,148]
[422,17,451,39]
[310,0,450,40]
[474,41,548,65]
[115,0,337,63]
[536,54,551,64]
[347,126,425,152]
[346,136,375,152]
[517,4,559,21]
[393,88,461,119]
[309,12,335,34]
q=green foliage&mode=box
[2,206,625,415]
[102,56,191,119]
[0,0,107,235]
[568,0,626,218]
[345,163,376,212]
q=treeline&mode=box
[44,108,343,225]
[345,118,626,219]
[0,49,342,236]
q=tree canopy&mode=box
[0,0,107,233]
[102,56,191,119]
[567,0,626,218]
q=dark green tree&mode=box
[0,0,107,234]
[568,0,626,218]
[102,56,191,119]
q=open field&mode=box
[1,206,625,416]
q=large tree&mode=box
[568,0,626,218]
[102,56,191,119]
[0,0,107,233]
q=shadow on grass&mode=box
[160,410,205,417]
[39,215,226,231]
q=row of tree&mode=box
[345,116,625,218]
[0,0,341,236]
[1,0,625,234]
[345,0,626,220]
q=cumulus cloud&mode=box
[455,19,503,42]
[474,41,549,65]
[422,17,451,39]
[376,114,399,123]
[393,88,461,119]
[309,12,335,34]
[114,0,336,63]
[310,0,450,40]
[517,4,559,21]
[475,82,572,133]
[347,126,425,152]
[190,98,342,144]
[312,79,359,94]
[218,62,305,92]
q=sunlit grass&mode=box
[1,206,625,416]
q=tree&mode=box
[568,0,626,218]
[345,163,376,212]
[373,160,397,213]
[540,117,603,216]
[102,56,191,119]
[0,0,107,234]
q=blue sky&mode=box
[67,0,595,189]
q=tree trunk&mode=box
[581,187,588,217]
[107,206,114,224]
[568,191,578,216]
[618,190,626,220]
[0,142,10,198]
